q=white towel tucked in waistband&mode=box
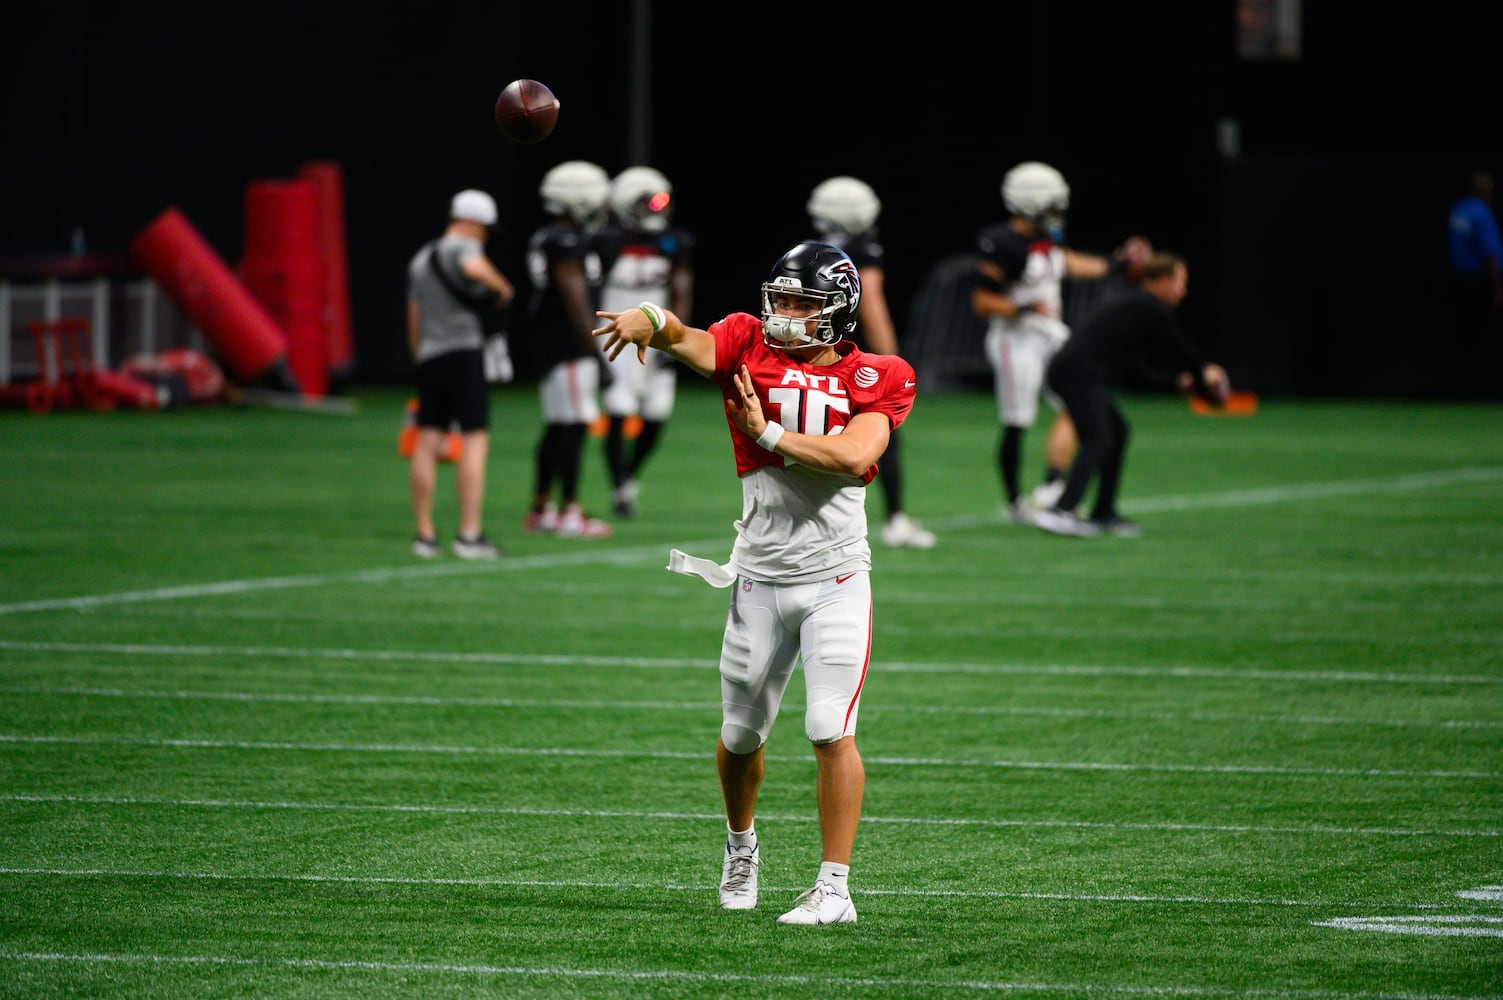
[667,548,736,588]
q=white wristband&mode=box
[755,421,785,451]
[637,301,665,333]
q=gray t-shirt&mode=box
[406,233,488,362]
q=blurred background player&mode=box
[594,166,696,518]
[1035,252,1230,538]
[970,161,1138,523]
[405,188,516,559]
[594,240,916,927]
[523,160,614,539]
[807,176,936,549]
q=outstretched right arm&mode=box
[594,305,717,378]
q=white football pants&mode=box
[717,570,872,754]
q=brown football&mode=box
[494,79,559,144]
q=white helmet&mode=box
[609,166,673,234]
[540,160,611,230]
[1001,161,1070,222]
[449,189,497,226]
[807,176,881,236]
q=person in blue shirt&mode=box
[1448,170,1503,397]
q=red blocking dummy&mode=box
[129,207,293,389]
[299,161,354,380]
[242,180,327,397]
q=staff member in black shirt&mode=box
[1033,252,1230,538]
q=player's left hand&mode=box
[727,364,767,438]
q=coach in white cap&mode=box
[404,188,516,560]
[450,188,498,226]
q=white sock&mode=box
[727,824,757,851]
[817,861,850,896]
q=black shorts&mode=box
[416,348,488,432]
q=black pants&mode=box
[1047,364,1129,520]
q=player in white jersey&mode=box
[971,162,1129,521]
[594,167,696,518]
[594,241,917,927]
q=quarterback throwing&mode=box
[594,241,917,926]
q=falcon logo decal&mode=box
[821,257,861,311]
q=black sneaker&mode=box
[451,534,502,559]
[1091,516,1143,538]
[411,535,440,558]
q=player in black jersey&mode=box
[523,161,615,539]
[807,176,936,549]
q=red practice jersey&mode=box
[709,313,916,482]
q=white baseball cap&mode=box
[450,189,497,226]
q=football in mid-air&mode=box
[494,79,559,144]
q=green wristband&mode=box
[638,302,664,332]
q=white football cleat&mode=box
[1005,500,1036,525]
[880,512,936,549]
[556,504,614,539]
[611,478,640,519]
[523,503,560,535]
[1032,507,1102,538]
[776,880,857,925]
[719,843,760,910]
[1028,479,1066,510]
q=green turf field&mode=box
[2,382,1500,998]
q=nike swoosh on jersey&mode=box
[904,380,916,388]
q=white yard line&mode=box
[923,464,1503,526]
[4,684,1496,729]
[2,793,1493,838]
[1312,915,1503,938]
[1,732,1498,784]
[1126,466,1503,513]
[0,865,1455,909]
[0,542,695,616]
[2,639,1497,686]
